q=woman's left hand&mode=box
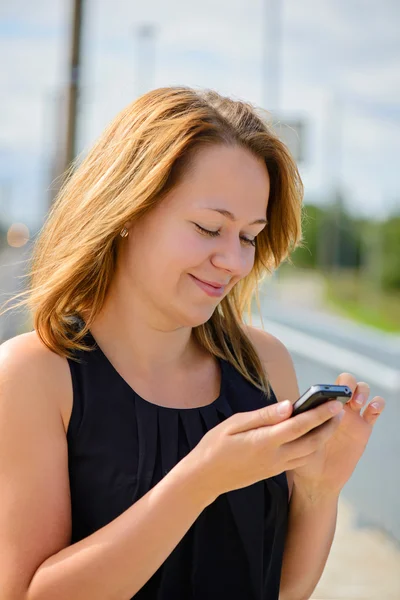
[291,373,385,499]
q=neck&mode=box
[81,292,202,379]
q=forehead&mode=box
[163,144,270,218]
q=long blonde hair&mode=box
[1,86,304,397]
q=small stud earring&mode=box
[120,227,129,238]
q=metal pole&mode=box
[48,0,84,209]
[65,0,84,169]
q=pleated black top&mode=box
[66,321,289,599]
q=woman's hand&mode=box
[290,373,386,501]
[189,396,345,502]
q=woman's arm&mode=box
[278,485,338,600]
[244,325,339,599]
[26,455,212,600]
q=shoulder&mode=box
[242,323,300,403]
[0,331,73,434]
[0,330,68,380]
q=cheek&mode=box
[158,228,208,267]
[129,227,206,286]
[243,253,256,276]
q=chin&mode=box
[177,305,217,328]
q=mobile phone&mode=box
[291,384,352,417]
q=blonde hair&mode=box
[1,86,304,397]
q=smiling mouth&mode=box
[191,276,229,288]
[189,274,227,297]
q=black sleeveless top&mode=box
[66,322,289,600]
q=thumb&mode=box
[226,400,292,434]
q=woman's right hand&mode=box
[188,398,345,501]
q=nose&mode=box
[210,238,251,279]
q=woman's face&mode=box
[119,144,270,328]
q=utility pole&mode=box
[48,0,84,208]
[65,0,84,169]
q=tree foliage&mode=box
[292,197,400,292]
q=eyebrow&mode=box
[203,207,268,226]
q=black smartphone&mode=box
[291,384,352,417]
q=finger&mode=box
[335,372,358,393]
[273,399,344,444]
[282,412,344,460]
[348,381,370,413]
[226,399,293,435]
[362,396,385,425]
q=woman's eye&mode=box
[194,223,256,247]
[195,224,219,237]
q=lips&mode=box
[189,274,228,297]
[192,276,229,288]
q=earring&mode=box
[120,227,129,238]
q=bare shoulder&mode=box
[0,331,73,594]
[0,331,73,434]
[242,324,300,403]
[242,324,292,364]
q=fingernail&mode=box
[371,401,380,410]
[277,400,291,416]
[355,393,365,406]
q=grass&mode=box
[323,270,400,334]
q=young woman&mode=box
[0,87,384,600]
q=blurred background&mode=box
[1,0,399,597]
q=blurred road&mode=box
[312,497,400,599]
[259,271,400,369]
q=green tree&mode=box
[292,194,362,271]
[381,212,400,290]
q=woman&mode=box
[0,86,384,599]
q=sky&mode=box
[1,0,399,231]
